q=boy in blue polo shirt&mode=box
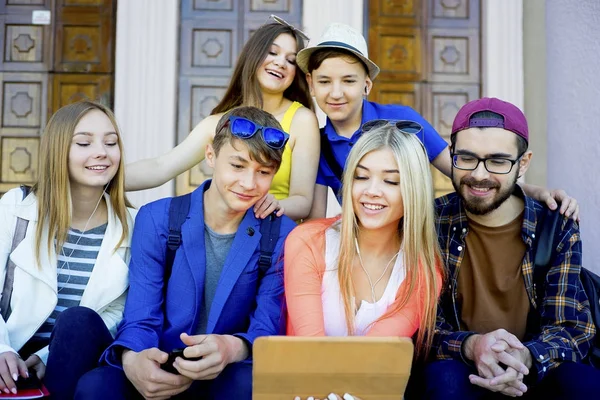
[296,23,578,220]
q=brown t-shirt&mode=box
[458,212,530,340]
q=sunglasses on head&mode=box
[360,119,425,142]
[225,116,289,150]
[267,14,310,42]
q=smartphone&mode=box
[15,370,42,390]
[160,348,202,375]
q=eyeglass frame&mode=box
[267,14,310,42]
[451,152,524,175]
[221,116,290,150]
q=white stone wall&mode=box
[546,0,600,272]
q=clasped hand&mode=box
[465,329,533,397]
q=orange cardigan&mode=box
[284,217,442,337]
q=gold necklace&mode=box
[354,238,399,303]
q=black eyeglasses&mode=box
[224,116,289,149]
[452,153,523,174]
[267,15,310,42]
[360,119,425,142]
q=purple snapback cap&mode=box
[451,97,529,143]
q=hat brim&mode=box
[297,44,380,81]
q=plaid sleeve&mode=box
[432,299,476,363]
[525,223,596,382]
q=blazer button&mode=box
[247,227,255,236]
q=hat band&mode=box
[317,41,364,57]
[469,118,505,129]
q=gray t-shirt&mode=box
[195,224,235,334]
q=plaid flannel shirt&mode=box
[433,186,595,382]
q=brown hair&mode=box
[213,106,285,170]
[34,100,132,264]
[307,48,369,75]
[211,23,313,114]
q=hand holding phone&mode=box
[160,348,202,375]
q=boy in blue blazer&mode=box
[77,106,296,399]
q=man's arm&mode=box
[432,294,477,363]
[523,218,595,382]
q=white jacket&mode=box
[0,188,137,364]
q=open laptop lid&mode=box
[253,336,414,400]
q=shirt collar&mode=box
[446,184,538,245]
[324,99,375,143]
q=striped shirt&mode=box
[432,186,595,382]
[32,223,107,344]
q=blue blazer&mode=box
[102,181,296,366]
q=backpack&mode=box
[533,208,600,368]
[163,192,282,287]
[1,185,32,321]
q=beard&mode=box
[451,170,518,215]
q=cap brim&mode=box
[297,45,380,80]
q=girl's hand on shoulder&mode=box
[0,351,29,394]
[254,193,284,219]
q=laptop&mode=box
[253,336,414,400]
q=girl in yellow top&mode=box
[125,18,320,221]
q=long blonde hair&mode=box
[336,124,442,355]
[34,101,131,264]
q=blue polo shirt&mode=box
[316,100,448,203]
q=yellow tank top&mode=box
[269,101,302,200]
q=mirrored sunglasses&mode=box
[267,14,310,42]
[361,119,425,142]
[227,116,289,149]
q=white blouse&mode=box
[322,226,406,336]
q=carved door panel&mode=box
[368,0,481,197]
[176,0,303,195]
[0,0,115,195]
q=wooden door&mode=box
[368,0,481,198]
[0,0,115,194]
[176,0,303,195]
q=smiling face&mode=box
[68,109,121,194]
[256,32,298,95]
[307,55,372,131]
[451,127,531,215]
[351,147,404,232]
[205,138,276,215]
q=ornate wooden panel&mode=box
[430,0,479,28]
[176,0,303,195]
[0,136,39,192]
[369,26,422,82]
[428,28,479,83]
[0,72,48,135]
[51,73,111,111]
[368,0,481,198]
[372,82,419,111]
[0,0,51,15]
[0,14,52,72]
[369,0,420,27]
[54,1,114,73]
[180,19,237,77]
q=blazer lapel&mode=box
[206,212,261,333]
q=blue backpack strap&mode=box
[165,193,192,283]
[258,213,282,277]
